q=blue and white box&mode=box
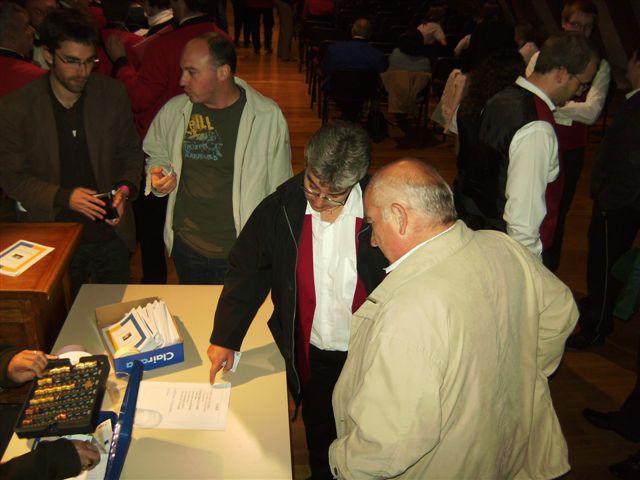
[95,297,184,374]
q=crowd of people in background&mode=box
[0,0,639,478]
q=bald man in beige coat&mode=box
[329,159,578,479]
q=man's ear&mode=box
[390,203,409,236]
[217,63,232,81]
[555,66,570,85]
[42,47,53,66]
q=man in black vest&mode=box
[455,31,598,263]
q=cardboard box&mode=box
[95,297,184,374]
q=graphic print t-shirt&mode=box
[173,88,247,259]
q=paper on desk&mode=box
[134,381,231,430]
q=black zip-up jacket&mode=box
[210,173,388,402]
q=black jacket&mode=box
[590,90,640,212]
[210,173,388,400]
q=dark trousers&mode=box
[171,234,229,285]
[232,0,250,44]
[544,147,585,272]
[133,184,167,284]
[69,236,131,299]
[301,345,347,480]
[247,7,274,52]
[579,203,640,339]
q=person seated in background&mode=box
[383,29,432,134]
[0,346,101,479]
[328,159,578,479]
[322,17,387,121]
[388,29,431,73]
[207,122,387,480]
[322,17,386,92]
[417,5,447,46]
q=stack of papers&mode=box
[0,240,54,277]
[102,300,179,355]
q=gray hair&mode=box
[370,159,457,226]
[304,121,371,191]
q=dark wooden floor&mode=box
[128,29,638,480]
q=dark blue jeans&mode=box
[171,234,229,285]
[69,236,131,299]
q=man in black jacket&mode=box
[0,346,100,479]
[207,121,388,480]
[567,48,640,349]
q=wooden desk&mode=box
[2,284,292,479]
[0,223,82,351]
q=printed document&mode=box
[134,382,231,430]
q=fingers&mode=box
[69,188,106,220]
[7,350,51,383]
[72,440,101,471]
[151,171,177,194]
[207,345,234,384]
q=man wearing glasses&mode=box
[526,0,611,275]
[455,31,598,263]
[207,121,387,480]
[0,7,142,298]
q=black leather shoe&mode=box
[582,408,640,442]
[610,450,640,479]
[565,331,605,350]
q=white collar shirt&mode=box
[306,183,363,351]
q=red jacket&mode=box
[0,52,46,98]
[114,17,231,137]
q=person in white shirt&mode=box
[207,121,388,480]
[455,31,599,261]
[526,0,610,271]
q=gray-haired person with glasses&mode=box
[0,7,141,299]
[207,121,388,480]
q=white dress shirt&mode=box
[504,76,559,258]
[307,184,363,351]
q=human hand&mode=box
[149,166,177,195]
[105,35,126,62]
[7,350,56,384]
[207,344,234,384]
[105,188,128,227]
[69,187,106,221]
[71,440,101,471]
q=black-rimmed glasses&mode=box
[55,53,100,69]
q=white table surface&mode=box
[2,284,292,479]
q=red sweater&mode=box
[0,53,46,98]
[115,17,231,137]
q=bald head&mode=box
[365,159,457,262]
[351,18,372,40]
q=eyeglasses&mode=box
[300,184,351,206]
[571,74,592,92]
[55,53,100,69]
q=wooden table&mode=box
[2,284,293,479]
[0,223,82,350]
